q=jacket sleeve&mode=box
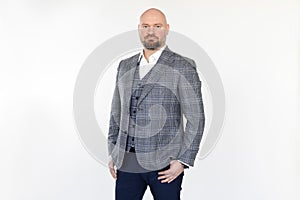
[107,61,122,156]
[177,59,205,166]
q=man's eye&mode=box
[143,26,148,29]
[155,26,161,29]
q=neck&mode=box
[143,49,159,62]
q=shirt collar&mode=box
[139,45,167,65]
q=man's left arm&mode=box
[158,59,205,183]
[177,59,205,167]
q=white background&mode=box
[1,0,299,199]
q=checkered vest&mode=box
[125,62,154,152]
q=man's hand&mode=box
[108,159,117,180]
[158,160,184,183]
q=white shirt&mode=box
[138,45,166,79]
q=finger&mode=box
[169,172,182,183]
[161,177,172,183]
[160,174,176,183]
[168,178,175,183]
[163,173,180,183]
[169,174,179,183]
[109,168,114,177]
[158,169,170,175]
[158,170,173,179]
[112,171,117,179]
[157,174,169,180]
[109,168,117,179]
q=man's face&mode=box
[138,11,169,50]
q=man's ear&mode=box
[166,24,170,34]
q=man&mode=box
[108,8,205,200]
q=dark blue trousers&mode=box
[115,166,184,200]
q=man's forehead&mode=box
[140,15,166,24]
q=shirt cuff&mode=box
[177,160,190,169]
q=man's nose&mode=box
[147,28,155,34]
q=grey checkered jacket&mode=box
[108,47,205,171]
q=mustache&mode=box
[145,34,159,39]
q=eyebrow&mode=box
[141,23,163,26]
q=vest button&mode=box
[135,96,139,100]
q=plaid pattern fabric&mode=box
[108,47,205,170]
[125,58,152,151]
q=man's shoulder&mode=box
[120,53,140,64]
[165,49,197,69]
[117,53,140,71]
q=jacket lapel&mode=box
[136,47,174,106]
[118,54,140,116]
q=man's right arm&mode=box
[107,61,122,156]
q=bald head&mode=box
[140,8,168,25]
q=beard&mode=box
[141,35,162,50]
